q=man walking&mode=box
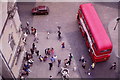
[30,48,34,55]
[57,26,61,39]
[35,49,39,56]
[67,60,71,66]
[32,43,35,51]
[68,53,73,64]
[26,21,29,26]
[50,57,55,63]
[58,30,61,39]
[49,63,53,70]
[82,61,87,69]
[79,55,85,63]
[69,53,73,60]
[26,21,30,34]
[58,59,61,67]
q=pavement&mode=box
[108,18,120,78]
[17,2,119,79]
[25,30,80,78]
[108,18,119,58]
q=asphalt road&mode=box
[17,2,119,78]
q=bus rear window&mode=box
[100,49,111,53]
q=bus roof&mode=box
[80,3,112,51]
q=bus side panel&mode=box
[79,26,85,37]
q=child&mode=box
[61,42,65,48]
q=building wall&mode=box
[0,2,8,37]
[0,1,23,79]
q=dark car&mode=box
[32,6,49,15]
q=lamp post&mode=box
[113,18,120,30]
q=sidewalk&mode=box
[25,30,81,78]
[108,18,119,58]
[108,18,120,78]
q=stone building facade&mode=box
[0,1,25,79]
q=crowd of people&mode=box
[19,21,117,79]
[79,55,117,76]
[20,41,74,79]
[19,22,74,79]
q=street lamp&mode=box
[113,17,120,30]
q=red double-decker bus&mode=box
[77,3,112,62]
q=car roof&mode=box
[37,6,47,10]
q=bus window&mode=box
[91,37,94,43]
[100,49,111,53]
[93,43,98,51]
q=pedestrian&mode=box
[82,61,87,69]
[109,62,116,70]
[30,48,34,55]
[58,30,61,39]
[114,17,120,30]
[29,53,33,59]
[31,27,34,34]
[28,58,34,66]
[57,59,61,67]
[50,48,54,56]
[35,49,39,56]
[22,37,26,45]
[86,68,91,76]
[49,63,53,70]
[53,55,57,62]
[73,66,77,71]
[39,55,43,62]
[61,42,65,48]
[57,26,61,31]
[47,48,51,55]
[64,59,68,67]
[23,67,31,75]
[20,69,29,76]
[22,33,27,45]
[43,55,48,62]
[34,31,38,43]
[49,75,52,80]
[26,21,29,26]
[32,43,35,51]
[24,62,30,69]
[45,48,48,55]
[69,53,73,61]
[33,28,36,36]
[50,57,55,63]
[91,62,95,70]
[25,26,30,34]
[31,27,36,35]
[79,55,85,63]
[47,31,50,39]
[67,60,71,66]
[26,21,30,34]
[25,52,29,61]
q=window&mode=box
[91,37,94,43]
[8,33,16,50]
[93,43,97,51]
[100,49,111,53]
